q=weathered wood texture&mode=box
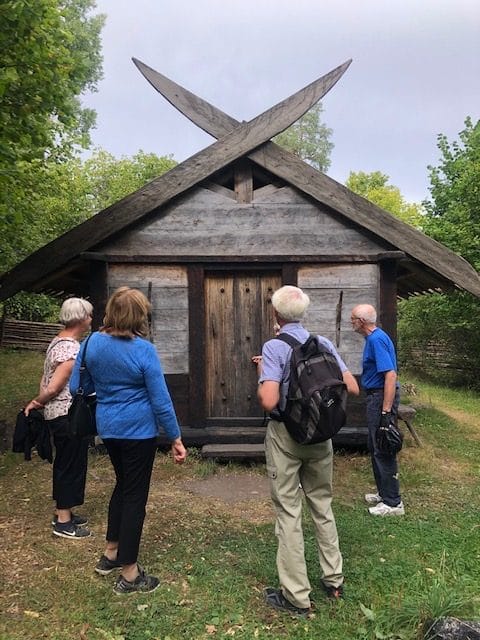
[425,617,480,640]
[0,318,61,350]
[205,272,280,418]
[108,264,189,374]
[298,264,379,375]
[99,186,389,258]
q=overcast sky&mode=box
[82,0,480,204]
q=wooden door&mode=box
[205,272,281,420]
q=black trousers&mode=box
[103,437,157,566]
[47,416,89,510]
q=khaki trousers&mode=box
[265,420,343,608]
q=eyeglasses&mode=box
[350,316,362,322]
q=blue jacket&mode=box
[70,332,181,441]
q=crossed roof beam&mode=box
[0,59,350,300]
[133,58,480,298]
[1,58,479,300]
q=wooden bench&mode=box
[398,404,421,446]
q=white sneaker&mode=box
[364,492,382,504]
[369,501,405,516]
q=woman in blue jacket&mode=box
[71,287,187,595]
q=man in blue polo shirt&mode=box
[351,303,404,516]
[255,285,359,617]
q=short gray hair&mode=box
[271,285,310,322]
[59,297,93,327]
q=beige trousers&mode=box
[264,419,343,608]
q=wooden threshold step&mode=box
[201,443,266,460]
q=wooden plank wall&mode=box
[108,264,189,374]
[100,186,389,258]
[298,264,379,375]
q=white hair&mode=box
[271,285,310,322]
[59,297,93,327]
[352,304,377,324]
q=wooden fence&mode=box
[0,318,62,351]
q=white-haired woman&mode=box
[25,297,93,539]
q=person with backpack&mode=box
[350,304,404,516]
[255,285,359,617]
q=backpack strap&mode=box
[274,333,302,348]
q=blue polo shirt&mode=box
[362,327,397,390]
[259,322,347,412]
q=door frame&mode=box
[187,263,297,427]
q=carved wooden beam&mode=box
[133,58,480,298]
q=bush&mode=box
[398,291,480,389]
[1,292,60,322]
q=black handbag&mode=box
[68,334,97,438]
[376,418,403,455]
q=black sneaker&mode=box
[51,513,88,527]
[53,521,91,539]
[264,587,310,617]
[113,566,160,595]
[322,583,344,600]
[95,554,122,576]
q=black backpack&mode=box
[275,333,348,444]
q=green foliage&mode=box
[0,0,104,167]
[2,291,60,322]
[423,117,480,270]
[398,119,480,389]
[273,103,333,171]
[346,171,424,227]
[398,292,480,389]
[0,149,177,276]
[0,0,105,274]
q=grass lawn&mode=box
[1,352,480,640]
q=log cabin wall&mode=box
[98,177,393,434]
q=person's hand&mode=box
[251,355,262,376]
[24,399,44,417]
[171,439,187,464]
[380,411,392,428]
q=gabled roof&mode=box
[1,60,479,301]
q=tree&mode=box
[3,149,177,319]
[398,118,480,389]
[0,0,105,274]
[345,171,424,227]
[273,103,333,171]
[0,0,104,168]
[422,117,480,270]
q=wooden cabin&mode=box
[1,60,479,449]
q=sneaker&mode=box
[264,587,310,617]
[322,583,344,600]
[364,492,382,505]
[369,501,405,516]
[53,521,92,538]
[51,513,88,527]
[95,554,122,576]
[113,566,160,595]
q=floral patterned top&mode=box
[42,337,79,421]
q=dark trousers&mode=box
[366,389,401,507]
[48,416,89,510]
[103,437,157,566]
